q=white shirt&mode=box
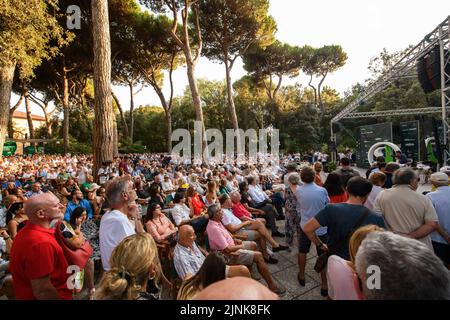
[221,208,242,226]
[99,209,136,271]
[46,172,58,180]
[364,185,384,210]
[248,184,269,204]
[171,203,191,226]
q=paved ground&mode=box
[263,167,432,300]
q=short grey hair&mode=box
[355,232,450,300]
[105,176,132,206]
[288,173,300,185]
[392,167,417,185]
[207,204,221,219]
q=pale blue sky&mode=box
[14,0,450,116]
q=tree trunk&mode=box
[318,73,327,115]
[8,94,24,138]
[42,103,52,137]
[23,88,35,141]
[273,75,283,101]
[0,62,16,153]
[92,0,114,183]
[62,67,70,154]
[152,81,172,153]
[129,82,135,142]
[308,74,318,106]
[112,90,129,138]
[186,60,206,153]
[165,111,172,153]
[224,59,241,151]
[112,116,119,157]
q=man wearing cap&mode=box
[426,172,450,267]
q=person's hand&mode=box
[244,221,252,227]
[445,234,450,245]
[0,229,10,239]
[319,243,329,252]
[128,203,141,220]
[234,238,242,245]
[258,209,265,215]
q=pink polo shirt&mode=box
[206,220,234,251]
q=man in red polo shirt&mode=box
[9,193,72,300]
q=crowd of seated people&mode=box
[0,153,449,300]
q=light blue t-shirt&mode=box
[427,186,450,244]
[296,183,329,236]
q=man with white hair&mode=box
[355,231,450,299]
[9,193,72,300]
[373,167,438,249]
[426,172,450,267]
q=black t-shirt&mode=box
[315,203,386,260]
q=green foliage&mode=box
[119,138,147,153]
[44,139,92,155]
[199,0,276,62]
[0,0,73,79]
[119,106,168,152]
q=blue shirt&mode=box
[2,181,22,189]
[64,199,93,222]
[296,183,329,236]
[426,186,450,244]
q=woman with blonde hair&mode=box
[327,225,385,300]
[94,233,169,300]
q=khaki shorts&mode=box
[236,229,259,241]
[226,241,255,266]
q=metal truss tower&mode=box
[331,16,450,165]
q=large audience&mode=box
[0,152,449,300]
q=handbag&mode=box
[55,221,93,269]
[314,207,371,273]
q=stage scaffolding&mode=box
[331,16,450,166]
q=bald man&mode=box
[9,193,72,300]
[174,225,250,280]
[193,277,279,300]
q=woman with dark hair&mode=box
[323,172,348,203]
[6,202,28,239]
[177,252,228,300]
[148,184,165,208]
[58,207,96,299]
[144,203,178,243]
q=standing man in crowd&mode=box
[9,193,72,300]
[426,172,450,267]
[374,168,438,249]
[99,176,144,271]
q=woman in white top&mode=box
[327,225,384,300]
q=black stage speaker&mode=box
[417,45,450,94]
